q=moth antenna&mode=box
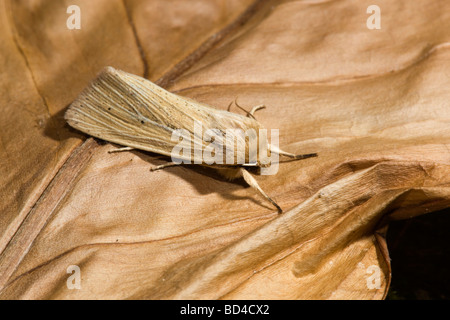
[239,168,282,213]
[234,99,255,119]
[233,99,266,120]
[248,104,266,117]
[226,101,234,112]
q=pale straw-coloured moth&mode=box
[65,67,317,213]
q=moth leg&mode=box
[108,146,134,154]
[269,144,318,160]
[239,168,282,213]
[150,162,180,171]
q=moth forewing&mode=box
[65,67,317,213]
[65,67,265,166]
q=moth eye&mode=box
[141,120,145,124]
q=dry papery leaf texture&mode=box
[1,0,450,300]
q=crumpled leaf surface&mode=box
[1,0,450,300]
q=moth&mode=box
[65,67,317,213]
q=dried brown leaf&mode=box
[1,0,450,300]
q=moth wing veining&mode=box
[65,67,263,165]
